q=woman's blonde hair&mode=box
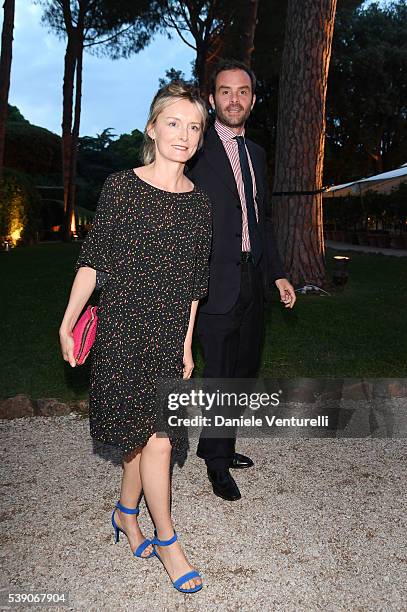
[142,81,208,165]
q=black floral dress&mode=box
[75,169,212,457]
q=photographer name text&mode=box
[167,415,329,428]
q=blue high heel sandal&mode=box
[111,501,154,559]
[152,530,203,594]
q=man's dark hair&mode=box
[210,59,257,95]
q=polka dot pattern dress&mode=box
[75,169,212,458]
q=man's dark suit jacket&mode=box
[187,124,286,315]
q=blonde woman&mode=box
[59,82,211,594]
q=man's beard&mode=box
[215,103,252,129]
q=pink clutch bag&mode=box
[72,305,98,365]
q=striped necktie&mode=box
[234,135,263,266]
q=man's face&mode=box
[209,69,256,130]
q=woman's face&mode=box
[148,98,203,164]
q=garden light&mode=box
[332,255,350,286]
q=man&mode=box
[188,59,296,501]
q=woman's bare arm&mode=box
[183,300,199,379]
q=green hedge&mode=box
[323,182,407,231]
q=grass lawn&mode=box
[1,242,406,401]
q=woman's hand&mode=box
[58,267,97,368]
[183,343,194,379]
[59,326,77,368]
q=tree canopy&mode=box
[325,0,407,182]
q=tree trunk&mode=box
[201,33,225,99]
[64,33,83,239]
[195,42,209,98]
[240,0,259,67]
[61,33,77,241]
[0,0,15,180]
[271,0,337,288]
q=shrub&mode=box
[0,169,42,246]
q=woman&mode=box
[59,82,211,594]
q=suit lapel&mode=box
[200,125,265,209]
[203,126,240,201]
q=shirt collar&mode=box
[214,118,245,143]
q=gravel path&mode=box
[1,414,406,611]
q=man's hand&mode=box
[275,278,296,309]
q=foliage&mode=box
[0,168,42,244]
[75,177,104,211]
[39,198,64,233]
[158,67,188,88]
[246,0,288,154]
[4,103,143,211]
[36,0,162,239]
[5,0,406,210]
[151,0,238,91]
[79,128,116,153]
[247,0,366,163]
[230,0,406,188]
[36,0,159,59]
[6,104,29,124]
[4,105,61,177]
[323,181,407,230]
[325,0,407,182]
[107,129,143,169]
[76,128,143,206]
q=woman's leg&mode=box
[113,449,154,557]
[140,433,202,590]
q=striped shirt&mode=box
[214,118,258,252]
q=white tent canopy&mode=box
[323,162,407,197]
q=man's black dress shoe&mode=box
[230,453,254,469]
[207,469,241,501]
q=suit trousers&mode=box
[196,260,264,470]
